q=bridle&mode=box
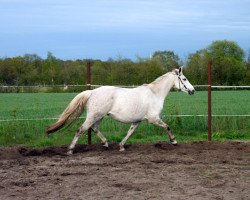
[171,70,194,95]
[177,75,188,91]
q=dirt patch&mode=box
[0,141,249,200]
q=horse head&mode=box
[173,67,195,95]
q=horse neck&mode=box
[148,73,175,99]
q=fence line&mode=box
[195,85,250,88]
[90,84,250,88]
[1,114,249,122]
[0,85,249,122]
[0,84,250,89]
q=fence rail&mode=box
[1,84,250,88]
[0,84,250,93]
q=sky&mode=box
[0,0,250,61]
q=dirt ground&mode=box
[0,141,249,200]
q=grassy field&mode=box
[0,90,249,147]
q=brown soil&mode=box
[0,141,249,200]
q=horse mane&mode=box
[150,69,178,85]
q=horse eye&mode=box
[183,78,187,81]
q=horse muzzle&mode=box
[188,89,195,95]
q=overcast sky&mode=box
[0,0,250,60]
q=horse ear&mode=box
[179,66,183,75]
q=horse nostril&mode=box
[188,90,195,95]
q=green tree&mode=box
[207,40,245,85]
[186,40,246,85]
[62,60,85,85]
[92,60,113,85]
[42,52,62,85]
[152,50,180,71]
[135,58,164,84]
[22,54,42,85]
[244,52,250,85]
[0,58,18,85]
[111,58,135,85]
[185,49,209,85]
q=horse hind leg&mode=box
[67,119,93,155]
[91,120,108,148]
[119,122,139,151]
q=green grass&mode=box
[0,91,249,147]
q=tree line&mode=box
[0,40,249,87]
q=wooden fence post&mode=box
[208,60,212,141]
[86,61,92,145]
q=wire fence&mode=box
[1,59,249,143]
[0,84,249,123]
[0,84,249,145]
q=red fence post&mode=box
[208,60,212,141]
[86,61,92,145]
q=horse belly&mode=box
[108,96,147,123]
[108,110,145,123]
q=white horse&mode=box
[46,67,195,155]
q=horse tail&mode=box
[46,90,92,134]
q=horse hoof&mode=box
[67,150,73,156]
[170,139,178,146]
[119,147,125,152]
[103,141,109,148]
[171,141,178,146]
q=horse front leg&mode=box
[150,119,177,145]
